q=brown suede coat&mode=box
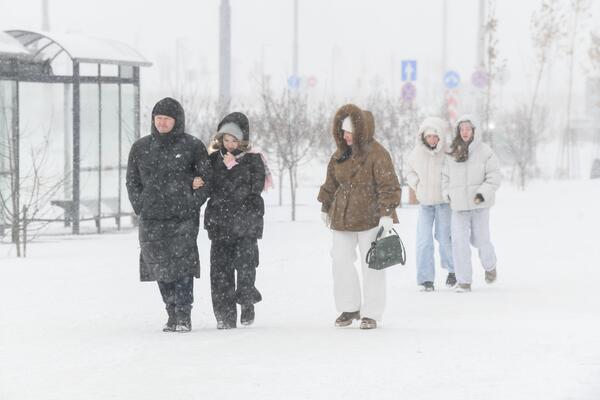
[317,104,401,232]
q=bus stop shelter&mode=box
[0,30,151,234]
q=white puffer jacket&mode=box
[442,136,501,211]
[406,117,448,205]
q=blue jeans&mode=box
[416,203,454,284]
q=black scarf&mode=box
[336,147,352,163]
[220,147,244,157]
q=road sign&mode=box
[443,70,460,89]
[287,75,300,89]
[401,60,417,81]
[471,69,489,88]
[287,75,318,89]
[401,82,416,102]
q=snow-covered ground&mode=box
[1,179,599,400]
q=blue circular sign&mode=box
[287,75,301,89]
[444,71,461,89]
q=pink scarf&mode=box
[222,147,274,192]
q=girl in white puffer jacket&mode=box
[407,117,455,291]
[442,115,501,292]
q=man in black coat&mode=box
[126,97,210,332]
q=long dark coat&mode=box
[126,98,211,282]
[204,147,265,241]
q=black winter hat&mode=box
[152,97,181,120]
[217,112,250,142]
[150,97,186,137]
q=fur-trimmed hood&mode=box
[331,104,374,159]
[415,116,448,154]
[218,112,249,140]
[448,114,480,162]
[319,105,401,231]
[211,112,251,153]
[454,114,478,134]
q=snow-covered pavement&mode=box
[1,180,599,400]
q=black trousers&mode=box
[157,275,194,314]
[210,238,262,325]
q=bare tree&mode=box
[257,84,321,220]
[0,116,64,257]
[161,82,230,144]
[588,30,600,169]
[480,0,507,147]
[589,30,600,83]
[493,0,563,189]
[557,0,591,178]
[250,106,287,206]
[309,97,336,162]
[182,93,230,144]
[525,0,565,171]
[497,104,547,190]
[367,92,421,189]
[496,0,564,188]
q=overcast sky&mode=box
[2,0,599,115]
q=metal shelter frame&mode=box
[0,30,151,234]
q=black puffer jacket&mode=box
[126,97,211,282]
[204,115,265,241]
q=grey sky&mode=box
[1,0,598,115]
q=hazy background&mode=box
[2,0,599,115]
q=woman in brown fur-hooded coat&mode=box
[317,104,401,330]
[318,104,401,231]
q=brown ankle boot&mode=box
[335,311,360,327]
[359,317,377,329]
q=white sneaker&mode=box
[455,283,472,293]
[485,268,497,284]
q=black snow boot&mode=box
[217,320,236,329]
[420,281,435,292]
[445,273,457,288]
[163,306,176,332]
[335,311,360,327]
[240,304,255,326]
[175,308,192,333]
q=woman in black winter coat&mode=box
[203,112,266,329]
